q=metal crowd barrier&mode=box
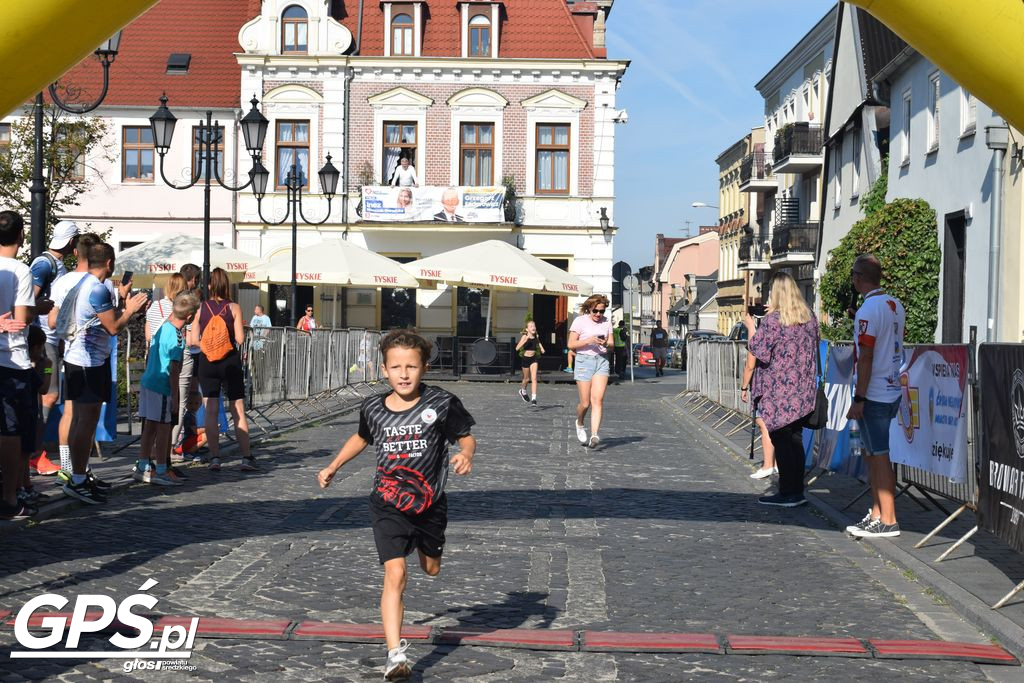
[240,326,383,433]
[679,340,752,434]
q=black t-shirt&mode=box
[358,384,475,514]
[651,328,669,347]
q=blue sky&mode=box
[606,0,835,270]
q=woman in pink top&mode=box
[568,294,613,448]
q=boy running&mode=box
[317,330,476,681]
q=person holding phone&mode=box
[568,294,613,448]
[741,302,776,480]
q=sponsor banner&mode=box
[978,344,1024,554]
[805,342,867,480]
[360,185,505,223]
[887,345,969,482]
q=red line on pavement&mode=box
[870,639,1018,664]
[292,622,432,641]
[582,631,722,653]
[727,635,868,656]
[155,616,292,639]
[436,627,576,650]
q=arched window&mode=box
[469,14,491,57]
[392,13,414,56]
[281,5,308,54]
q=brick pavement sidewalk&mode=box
[0,374,1015,680]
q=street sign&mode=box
[623,274,639,292]
[612,260,632,283]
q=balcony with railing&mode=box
[738,152,775,193]
[738,228,770,271]
[770,222,819,265]
[771,122,824,174]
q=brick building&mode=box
[3,0,628,357]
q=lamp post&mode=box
[691,201,719,209]
[249,156,339,323]
[149,94,269,295]
[30,31,123,258]
[598,206,611,233]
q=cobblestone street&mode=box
[0,373,1015,680]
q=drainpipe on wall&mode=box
[985,123,1009,342]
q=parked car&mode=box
[636,345,656,367]
[632,342,643,363]
[677,329,726,369]
[727,322,749,342]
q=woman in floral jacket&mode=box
[740,272,818,507]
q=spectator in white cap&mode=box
[27,220,80,476]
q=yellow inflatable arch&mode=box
[0,0,159,117]
[848,0,1024,132]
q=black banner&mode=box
[978,344,1024,554]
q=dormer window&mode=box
[392,13,414,56]
[281,5,308,54]
[461,2,500,58]
[469,15,491,57]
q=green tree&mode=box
[819,197,941,343]
[0,104,114,257]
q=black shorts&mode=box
[521,355,539,367]
[197,350,244,401]
[64,360,112,404]
[369,493,448,564]
[0,366,38,453]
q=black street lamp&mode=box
[149,94,268,295]
[249,155,339,322]
[30,31,123,258]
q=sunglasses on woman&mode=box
[591,308,606,314]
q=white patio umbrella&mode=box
[403,240,594,338]
[244,239,420,327]
[113,233,262,287]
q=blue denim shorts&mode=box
[574,353,610,382]
[860,396,901,456]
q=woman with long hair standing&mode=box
[740,273,818,506]
[516,319,545,406]
[569,294,613,448]
[189,268,255,472]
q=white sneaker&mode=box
[588,434,600,448]
[575,421,588,444]
[749,467,776,480]
[518,388,529,403]
[384,639,411,680]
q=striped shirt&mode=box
[358,384,474,514]
[146,298,173,340]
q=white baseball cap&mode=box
[49,220,80,250]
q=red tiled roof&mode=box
[51,0,259,110]
[339,0,595,59]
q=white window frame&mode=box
[369,93,431,186]
[959,88,977,137]
[261,84,323,195]
[926,71,940,152]
[447,88,507,186]
[521,90,585,196]
[900,88,912,166]
[383,3,422,57]
[833,139,843,209]
[461,3,500,58]
[851,134,861,199]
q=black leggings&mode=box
[769,416,809,497]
